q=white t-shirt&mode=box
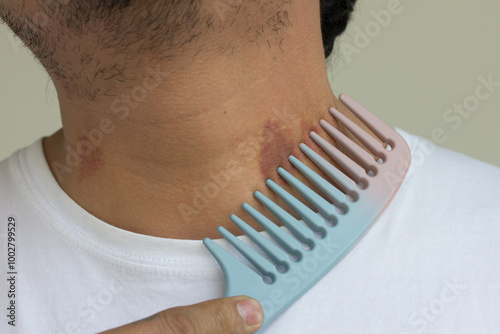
[1,130,499,334]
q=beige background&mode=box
[1,0,499,166]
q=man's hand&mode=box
[100,296,264,334]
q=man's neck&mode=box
[43,1,348,239]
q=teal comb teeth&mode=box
[203,94,411,332]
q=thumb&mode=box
[101,296,264,334]
[154,296,264,334]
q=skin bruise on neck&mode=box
[258,117,324,180]
[259,120,296,179]
[75,135,105,182]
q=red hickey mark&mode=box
[258,120,296,179]
[75,135,105,182]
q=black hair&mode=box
[320,0,357,58]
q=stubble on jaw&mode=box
[0,1,204,99]
[0,0,295,101]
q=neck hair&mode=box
[1,0,298,100]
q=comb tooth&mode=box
[288,154,348,210]
[310,131,368,184]
[319,120,378,175]
[243,199,306,256]
[266,178,328,233]
[230,214,292,270]
[217,226,277,281]
[299,143,358,195]
[329,107,387,159]
[339,94,396,147]
[276,167,337,221]
[203,238,263,285]
[250,194,315,245]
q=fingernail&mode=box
[237,298,264,326]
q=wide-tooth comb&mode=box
[203,94,411,332]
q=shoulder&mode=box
[0,140,45,211]
[396,129,500,207]
[379,129,500,262]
